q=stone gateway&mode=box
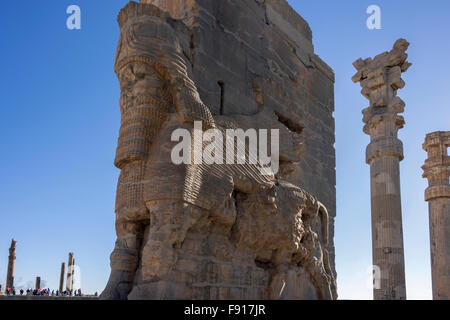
[102,0,337,300]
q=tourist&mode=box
[20,289,24,295]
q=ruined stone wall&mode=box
[141,0,337,278]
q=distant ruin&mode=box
[6,239,16,290]
[422,131,450,300]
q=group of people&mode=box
[27,288,83,296]
[4,287,16,296]
[2,287,85,297]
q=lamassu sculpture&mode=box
[101,1,337,300]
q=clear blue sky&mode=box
[0,0,448,298]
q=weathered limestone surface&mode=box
[6,239,16,289]
[353,39,411,300]
[422,131,450,300]
[102,0,336,300]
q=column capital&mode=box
[422,131,450,201]
[352,39,412,138]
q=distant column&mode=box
[35,277,41,290]
[422,131,450,300]
[6,239,16,289]
[66,252,74,292]
[352,39,412,300]
[59,262,65,292]
[72,259,76,290]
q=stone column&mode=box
[66,252,74,292]
[6,239,16,289]
[72,259,75,290]
[422,131,450,300]
[59,262,65,292]
[35,277,41,290]
[352,39,412,300]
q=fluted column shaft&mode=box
[367,137,406,300]
[428,199,450,299]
